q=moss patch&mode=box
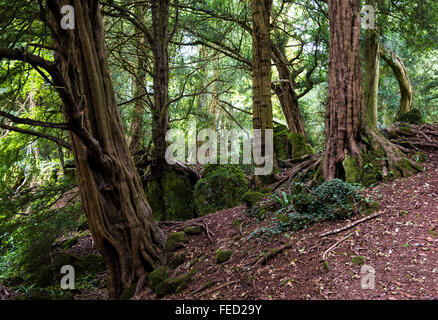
[183,225,203,236]
[215,249,234,264]
[165,232,187,252]
[289,133,314,159]
[148,267,170,292]
[342,156,363,184]
[154,270,194,298]
[241,191,266,207]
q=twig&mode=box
[322,232,355,261]
[319,212,382,237]
[197,280,239,297]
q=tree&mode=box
[0,0,165,299]
[250,0,276,174]
[323,0,420,183]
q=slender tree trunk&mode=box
[271,45,306,136]
[323,0,420,184]
[379,45,413,117]
[45,0,165,299]
[128,3,147,154]
[150,0,170,171]
[363,0,379,127]
[250,0,276,173]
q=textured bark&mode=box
[363,0,379,127]
[45,0,165,299]
[128,3,147,154]
[379,45,413,117]
[271,45,306,136]
[150,0,170,169]
[250,0,275,162]
[323,0,364,180]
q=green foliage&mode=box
[193,164,248,216]
[248,180,366,240]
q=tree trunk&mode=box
[323,0,420,183]
[363,0,379,127]
[128,3,147,154]
[379,45,413,117]
[150,0,170,171]
[250,0,277,175]
[271,45,306,136]
[45,0,165,299]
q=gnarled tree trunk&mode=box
[45,0,165,299]
[379,45,413,117]
[271,45,306,136]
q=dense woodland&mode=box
[0,0,437,301]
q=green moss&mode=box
[183,225,203,236]
[215,249,234,264]
[351,255,365,265]
[148,267,169,292]
[154,270,194,297]
[145,180,165,221]
[273,124,291,160]
[162,171,195,221]
[120,284,137,300]
[342,156,363,184]
[395,109,424,124]
[415,152,427,163]
[194,164,248,216]
[241,191,265,207]
[289,133,314,159]
[165,232,187,252]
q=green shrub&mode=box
[193,164,248,216]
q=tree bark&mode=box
[379,45,413,117]
[323,0,420,183]
[363,0,379,127]
[323,0,364,180]
[271,45,306,136]
[45,0,165,299]
[250,0,276,173]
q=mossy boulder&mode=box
[273,124,291,160]
[165,232,187,252]
[183,225,203,236]
[154,270,194,297]
[395,109,423,124]
[289,133,314,159]
[241,191,266,207]
[215,249,234,264]
[167,252,187,269]
[193,164,248,216]
[148,267,170,292]
[145,170,196,221]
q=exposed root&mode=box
[157,218,214,242]
[255,241,294,266]
[272,155,321,191]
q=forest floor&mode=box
[135,150,438,300]
[2,152,437,301]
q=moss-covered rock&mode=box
[167,252,187,269]
[273,124,291,160]
[154,270,194,297]
[165,232,187,252]
[183,225,203,236]
[351,255,365,265]
[241,191,265,207]
[215,249,234,264]
[148,267,169,292]
[194,164,248,216]
[395,108,424,124]
[289,133,314,159]
[162,171,195,221]
[145,170,196,221]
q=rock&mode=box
[183,225,203,236]
[165,232,187,252]
[215,249,234,264]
